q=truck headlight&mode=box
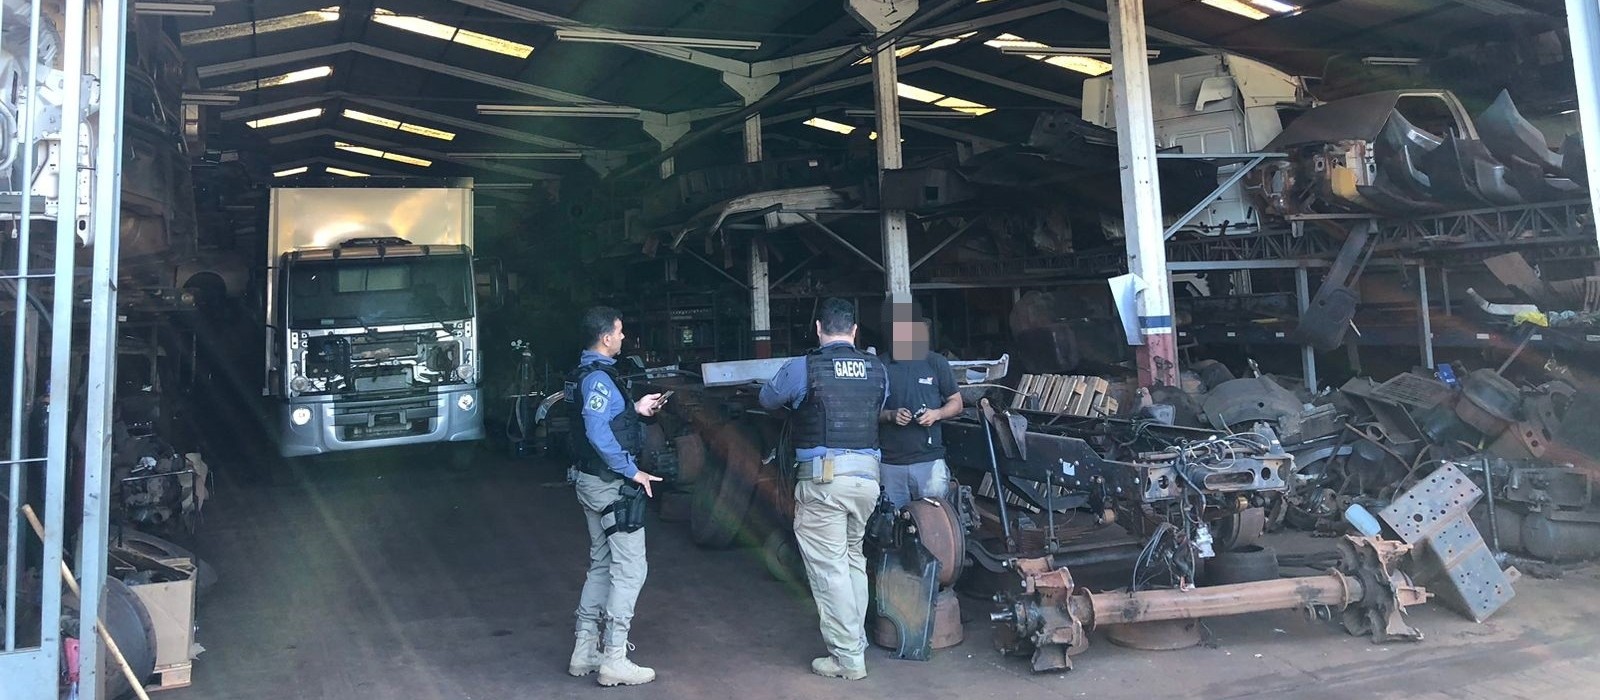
[455,363,474,382]
[457,394,475,411]
[291,407,313,426]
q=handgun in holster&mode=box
[603,482,648,536]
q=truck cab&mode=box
[266,181,484,457]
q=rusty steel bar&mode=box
[1080,572,1363,628]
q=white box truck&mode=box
[264,179,484,457]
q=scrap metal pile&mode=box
[1252,90,1585,217]
[593,349,1540,674]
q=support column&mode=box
[79,0,129,696]
[1568,0,1600,240]
[1295,266,1318,393]
[1108,0,1177,388]
[1418,264,1435,369]
[848,0,915,299]
[725,73,780,358]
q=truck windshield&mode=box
[287,254,473,328]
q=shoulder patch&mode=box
[586,392,608,412]
[592,379,611,397]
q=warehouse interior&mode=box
[6,0,1600,698]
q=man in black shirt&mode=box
[877,298,963,509]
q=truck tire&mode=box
[99,577,158,698]
[113,529,218,599]
[1202,545,1280,586]
[762,530,807,586]
[689,450,741,548]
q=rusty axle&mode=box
[1079,572,1362,628]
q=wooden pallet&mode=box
[147,662,193,692]
[1012,374,1118,417]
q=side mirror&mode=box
[474,257,508,309]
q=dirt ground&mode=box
[163,452,1600,700]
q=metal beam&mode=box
[911,216,982,271]
[932,61,1082,107]
[1161,154,1274,239]
[267,129,559,180]
[853,0,914,299]
[200,43,640,112]
[447,0,751,76]
[801,212,885,273]
[900,118,1007,150]
[1060,1,1210,49]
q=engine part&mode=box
[1520,511,1600,563]
[1289,221,1374,352]
[1455,369,1521,436]
[1202,545,1280,586]
[1379,463,1516,622]
[991,536,1427,672]
[1201,376,1306,437]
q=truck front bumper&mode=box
[278,388,485,458]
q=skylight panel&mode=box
[372,8,535,58]
[246,108,324,129]
[182,7,339,45]
[986,34,1114,76]
[342,109,456,141]
[273,166,309,177]
[215,66,333,93]
[334,141,433,167]
[896,83,994,116]
[326,167,370,178]
[803,117,856,135]
[1199,0,1299,20]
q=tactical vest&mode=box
[793,344,886,451]
[566,361,644,478]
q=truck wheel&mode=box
[762,530,807,586]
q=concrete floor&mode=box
[165,451,1600,700]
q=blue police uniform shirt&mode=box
[578,349,638,479]
[758,341,890,463]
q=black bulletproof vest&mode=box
[793,344,886,451]
[566,362,644,474]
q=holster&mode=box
[603,482,647,537]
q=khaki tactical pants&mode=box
[793,461,880,670]
[574,471,648,645]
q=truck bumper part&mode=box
[279,388,484,457]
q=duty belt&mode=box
[797,453,880,483]
[574,460,624,482]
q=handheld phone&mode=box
[656,391,675,405]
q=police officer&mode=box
[759,297,888,680]
[879,298,963,509]
[567,306,664,687]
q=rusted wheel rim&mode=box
[907,498,965,587]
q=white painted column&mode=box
[1568,0,1600,242]
[1108,0,1177,388]
[724,73,780,357]
[848,0,915,299]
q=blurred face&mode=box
[889,303,929,360]
[599,318,624,357]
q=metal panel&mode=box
[1,2,126,695]
[1378,464,1516,623]
[268,187,475,260]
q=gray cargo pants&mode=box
[792,455,880,671]
[574,471,647,645]
[881,458,950,509]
